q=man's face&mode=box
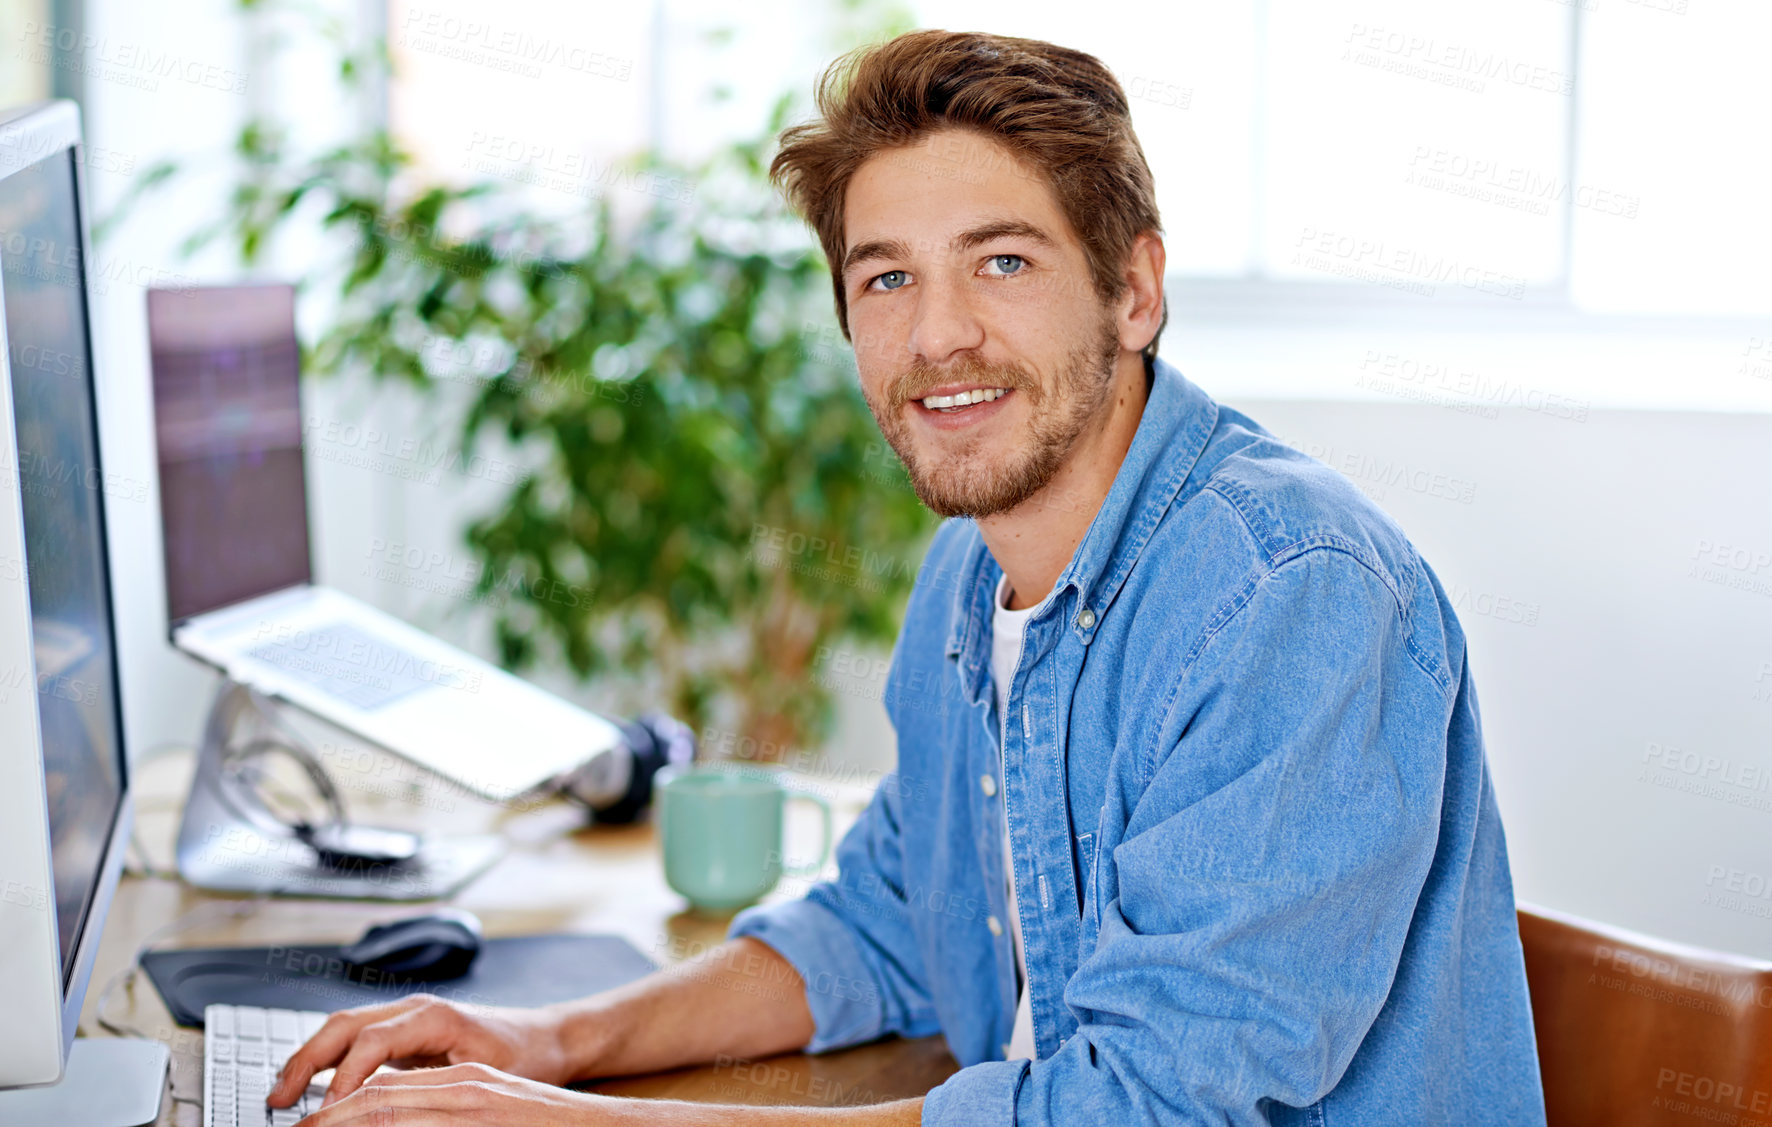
[840,128,1125,519]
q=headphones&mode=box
[551,711,697,823]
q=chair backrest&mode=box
[1517,902,1772,1125]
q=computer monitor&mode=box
[0,100,167,1125]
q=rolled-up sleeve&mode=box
[925,546,1448,1124]
[728,769,942,1054]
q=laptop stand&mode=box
[174,681,506,900]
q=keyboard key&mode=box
[269,1009,300,1044]
[236,1007,267,1041]
[211,1038,232,1063]
[208,1005,234,1038]
[301,1011,328,1039]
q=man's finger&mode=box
[322,1006,460,1107]
[296,1075,493,1126]
[268,997,431,1106]
[358,1062,497,1088]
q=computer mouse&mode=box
[339,908,483,980]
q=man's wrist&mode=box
[544,996,626,1082]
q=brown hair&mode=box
[771,29,1167,360]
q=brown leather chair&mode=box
[1517,901,1772,1125]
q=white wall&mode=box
[79,0,255,759]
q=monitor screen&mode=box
[0,149,126,987]
[148,284,311,624]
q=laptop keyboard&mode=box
[204,1003,329,1127]
[244,620,447,712]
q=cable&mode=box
[123,743,197,880]
[209,734,347,842]
[130,738,200,770]
[125,823,180,882]
[123,729,347,881]
[93,893,270,1041]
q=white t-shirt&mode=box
[991,571,1043,1061]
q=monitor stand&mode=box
[175,681,506,900]
[0,1038,169,1126]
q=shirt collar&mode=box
[943,354,1218,660]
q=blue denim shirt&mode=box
[729,356,1546,1125]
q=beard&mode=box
[861,312,1123,519]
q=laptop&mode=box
[147,283,625,802]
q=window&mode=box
[386,0,1772,318]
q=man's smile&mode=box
[910,386,1017,429]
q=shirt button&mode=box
[1077,607,1096,629]
[987,915,1004,937]
[980,773,997,797]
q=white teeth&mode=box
[921,387,1008,410]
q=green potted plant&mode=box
[116,1,934,764]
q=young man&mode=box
[273,29,1547,1126]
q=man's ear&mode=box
[1118,231,1167,355]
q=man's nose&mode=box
[906,274,985,363]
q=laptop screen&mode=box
[148,284,312,624]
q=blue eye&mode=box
[986,254,1025,275]
[873,270,907,291]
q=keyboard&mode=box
[204,1003,329,1127]
[244,619,445,712]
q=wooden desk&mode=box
[93,747,958,1125]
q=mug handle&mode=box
[782,790,833,877]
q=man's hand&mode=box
[267,937,829,1118]
[290,1062,611,1125]
[268,994,571,1109]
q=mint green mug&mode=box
[656,764,833,911]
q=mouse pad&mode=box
[142,934,659,1027]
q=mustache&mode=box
[888,358,1032,409]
